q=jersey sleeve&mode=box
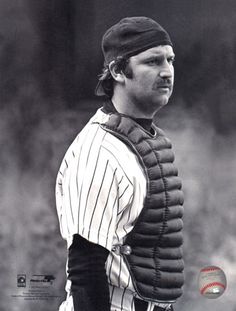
[56,126,134,251]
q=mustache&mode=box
[152,79,173,89]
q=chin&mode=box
[154,96,169,109]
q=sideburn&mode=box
[123,63,133,79]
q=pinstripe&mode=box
[120,287,127,311]
[79,128,104,227]
[114,178,133,240]
[87,160,109,239]
[110,285,115,307]
[97,167,117,243]
[118,175,124,185]
[108,255,115,284]
[67,180,75,225]
[127,275,131,288]
[101,145,134,186]
[63,197,71,237]
[105,193,118,249]
[131,295,135,311]
[118,255,122,288]
[82,145,103,230]
[67,156,79,226]
[114,214,121,241]
[121,194,134,237]
[122,222,128,236]
[59,214,63,237]
[126,194,134,223]
[75,144,85,232]
[75,148,82,202]
[118,184,129,200]
[85,126,100,167]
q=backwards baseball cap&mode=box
[95,16,173,96]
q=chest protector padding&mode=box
[100,113,184,303]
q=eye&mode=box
[145,58,160,65]
[168,56,175,64]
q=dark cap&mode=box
[95,16,173,96]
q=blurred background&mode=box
[1,0,236,310]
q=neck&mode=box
[103,100,153,132]
[111,92,155,119]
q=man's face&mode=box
[124,45,175,115]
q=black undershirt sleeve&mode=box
[67,234,110,311]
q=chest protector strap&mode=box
[100,113,184,303]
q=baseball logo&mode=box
[198,266,227,299]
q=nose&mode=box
[159,61,173,79]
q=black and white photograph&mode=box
[1,1,236,311]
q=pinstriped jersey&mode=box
[55,108,146,304]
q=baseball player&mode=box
[56,16,184,311]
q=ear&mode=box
[109,61,125,83]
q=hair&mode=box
[98,56,133,98]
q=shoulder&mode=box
[58,109,143,183]
[71,109,137,161]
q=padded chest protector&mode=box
[100,113,184,303]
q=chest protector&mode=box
[100,113,184,303]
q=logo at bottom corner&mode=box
[17,274,26,287]
[30,274,56,287]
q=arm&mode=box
[68,234,110,311]
[57,126,134,310]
